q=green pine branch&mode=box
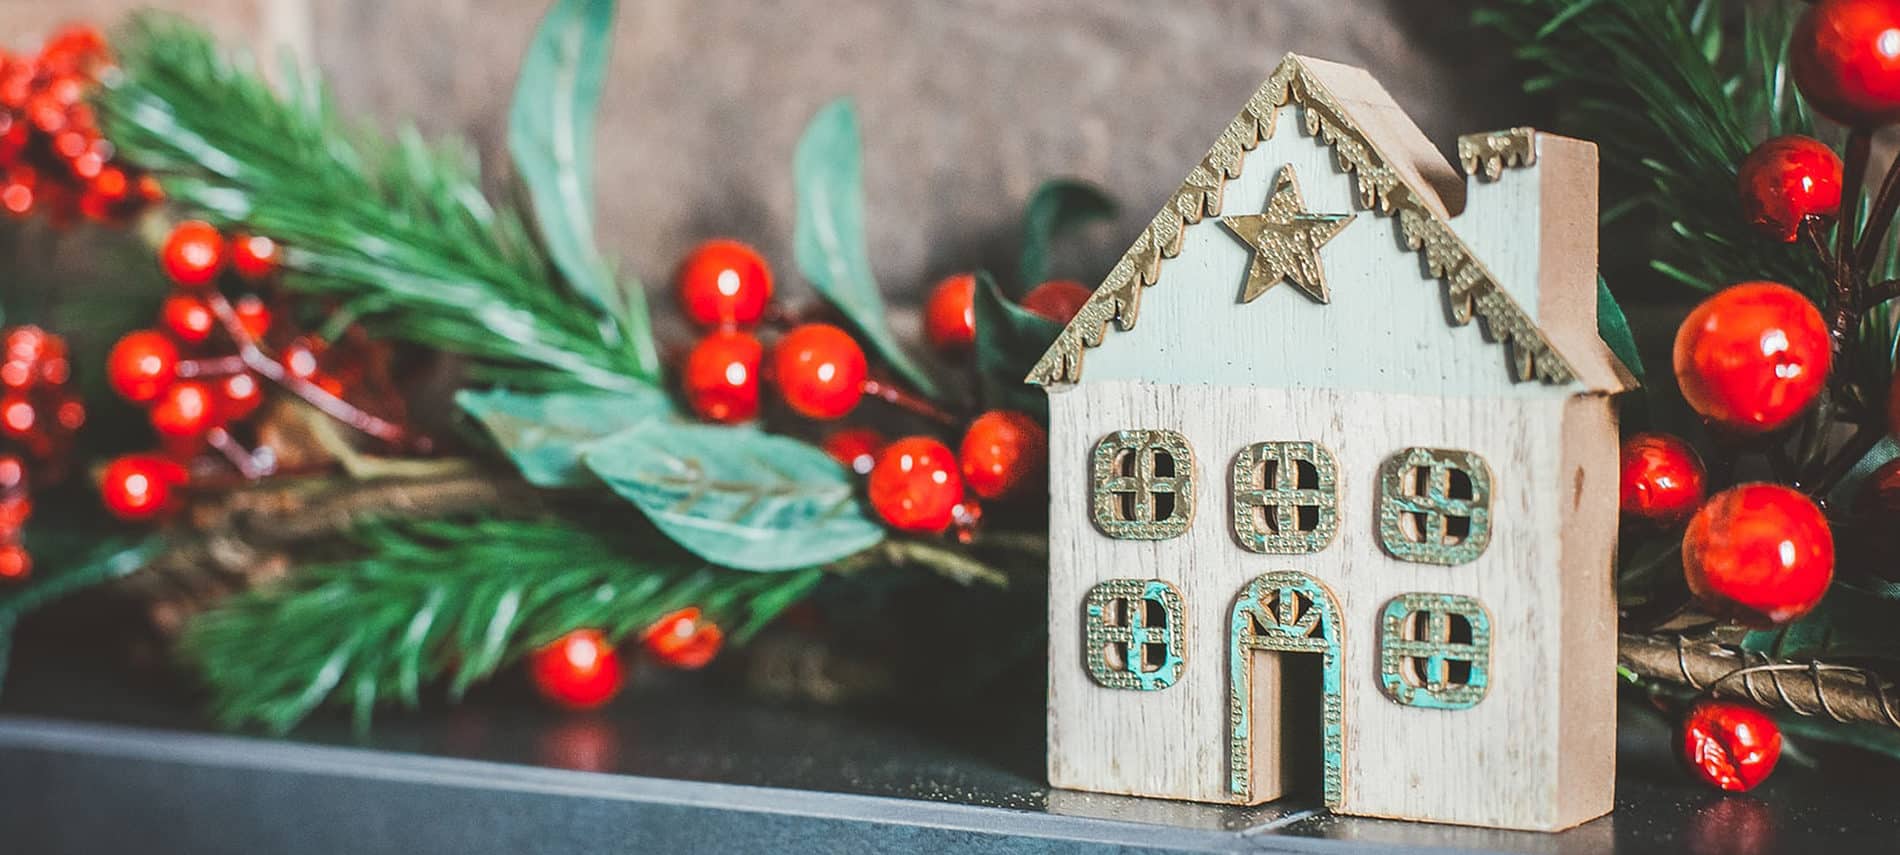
[183,514,824,734]
[95,13,653,393]
[1475,0,1828,295]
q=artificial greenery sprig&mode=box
[182,515,824,733]
[96,13,656,394]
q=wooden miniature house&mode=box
[1031,54,1634,832]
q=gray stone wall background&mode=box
[6,0,1531,302]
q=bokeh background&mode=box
[4,0,1531,300]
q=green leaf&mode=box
[456,385,673,487]
[1825,434,1900,508]
[972,271,1062,420]
[1596,276,1644,379]
[1017,179,1117,294]
[0,534,162,692]
[508,0,659,379]
[583,422,885,572]
[792,99,941,399]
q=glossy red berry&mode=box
[1683,483,1835,626]
[681,330,763,424]
[0,543,27,581]
[1681,700,1782,792]
[959,410,1047,500]
[106,329,179,403]
[217,373,264,422]
[642,607,725,670]
[924,273,976,352]
[159,220,225,287]
[1673,282,1829,433]
[529,629,624,710]
[150,380,219,438]
[771,323,866,420]
[1737,136,1844,242]
[1619,433,1707,524]
[676,239,772,329]
[160,294,216,345]
[230,233,280,280]
[1793,0,1900,126]
[868,436,965,534]
[233,295,272,341]
[1020,279,1093,324]
[98,454,188,521]
[282,338,323,380]
[822,427,885,475]
[0,394,34,438]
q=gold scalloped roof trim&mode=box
[1458,127,1538,180]
[1025,56,1577,387]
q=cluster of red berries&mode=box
[672,241,1071,536]
[98,221,405,521]
[0,24,160,223]
[0,325,85,583]
[527,608,726,709]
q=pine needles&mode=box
[183,515,823,733]
[1475,0,1828,295]
[95,13,653,393]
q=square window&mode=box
[1378,593,1490,709]
[1084,579,1186,691]
[1230,441,1339,554]
[1091,430,1195,540]
[1376,447,1493,565]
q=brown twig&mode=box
[1620,632,1900,729]
[861,377,960,427]
[1856,146,1900,274]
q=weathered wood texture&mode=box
[1047,383,1616,831]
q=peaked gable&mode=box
[1025,54,1633,394]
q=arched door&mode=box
[1228,571,1344,807]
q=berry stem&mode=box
[1856,147,1900,274]
[174,354,247,379]
[202,292,411,448]
[861,377,958,427]
[205,426,275,480]
[1829,129,1873,360]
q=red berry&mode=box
[1683,483,1835,626]
[642,607,725,670]
[0,454,22,492]
[681,330,763,424]
[771,323,866,420]
[822,427,885,475]
[0,543,27,581]
[1793,0,1900,126]
[217,373,264,422]
[0,495,29,531]
[282,338,323,380]
[528,629,624,710]
[1673,282,1829,433]
[1619,433,1707,524]
[676,239,772,329]
[160,294,216,345]
[150,381,219,438]
[924,273,976,352]
[234,295,273,341]
[1737,136,1844,242]
[106,329,179,403]
[159,220,225,287]
[868,436,965,533]
[230,233,280,280]
[959,410,1047,500]
[1681,700,1782,792]
[98,454,188,521]
[1020,279,1093,324]
[0,394,34,438]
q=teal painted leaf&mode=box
[1596,276,1644,379]
[792,99,941,399]
[973,271,1061,421]
[457,385,673,487]
[509,0,660,379]
[0,534,161,692]
[583,423,885,572]
[1017,179,1117,295]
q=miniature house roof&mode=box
[1024,54,1636,395]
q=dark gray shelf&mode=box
[1,649,1897,854]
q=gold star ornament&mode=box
[1219,165,1355,304]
